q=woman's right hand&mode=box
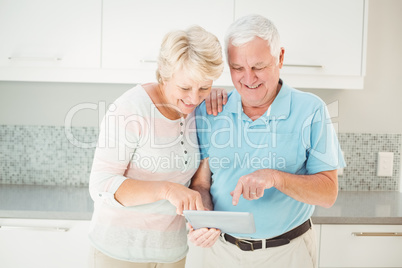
[163,182,205,215]
[205,87,228,116]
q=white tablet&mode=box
[183,210,256,234]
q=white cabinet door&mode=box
[319,224,402,268]
[0,0,101,69]
[0,218,90,268]
[101,0,234,84]
[234,0,367,89]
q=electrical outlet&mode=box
[377,152,394,177]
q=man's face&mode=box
[228,37,284,109]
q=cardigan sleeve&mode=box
[89,94,148,207]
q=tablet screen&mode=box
[183,210,256,234]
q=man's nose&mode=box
[243,69,257,84]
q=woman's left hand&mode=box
[188,224,221,248]
[205,88,228,116]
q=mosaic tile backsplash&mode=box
[0,125,98,186]
[0,125,401,191]
[338,133,401,191]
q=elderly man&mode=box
[189,14,345,268]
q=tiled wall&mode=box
[0,125,97,186]
[338,133,401,191]
[0,125,401,190]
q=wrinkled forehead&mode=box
[227,39,275,65]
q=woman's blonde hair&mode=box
[156,25,224,84]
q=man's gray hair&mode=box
[225,14,281,65]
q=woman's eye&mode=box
[180,87,190,91]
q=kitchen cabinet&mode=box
[319,224,402,267]
[0,218,90,268]
[0,0,101,82]
[235,0,368,89]
[0,0,368,89]
[101,0,234,85]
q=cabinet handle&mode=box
[0,225,69,232]
[8,56,62,61]
[283,64,323,68]
[139,59,157,63]
[352,232,402,237]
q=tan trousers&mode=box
[203,227,317,268]
[88,247,186,268]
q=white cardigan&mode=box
[88,85,199,263]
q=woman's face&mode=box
[162,68,213,115]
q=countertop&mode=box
[1,184,401,224]
[0,184,93,220]
[313,191,402,224]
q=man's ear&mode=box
[278,47,285,69]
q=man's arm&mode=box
[275,170,338,208]
[189,158,214,210]
[231,169,338,208]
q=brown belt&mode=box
[223,219,311,251]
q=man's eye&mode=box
[180,87,190,91]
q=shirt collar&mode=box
[269,81,291,120]
[224,79,292,121]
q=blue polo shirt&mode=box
[195,81,346,239]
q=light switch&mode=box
[377,152,394,177]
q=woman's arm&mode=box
[115,178,205,215]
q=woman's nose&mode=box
[188,90,200,104]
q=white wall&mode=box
[0,0,401,133]
[301,0,402,134]
[0,82,132,127]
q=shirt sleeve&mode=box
[304,103,346,174]
[89,97,146,207]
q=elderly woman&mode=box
[88,26,224,267]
